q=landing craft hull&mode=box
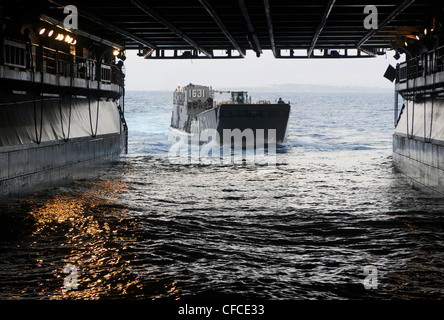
[170,103,291,146]
[216,104,291,144]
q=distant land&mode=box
[128,83,394,93]
[217,83,393,93]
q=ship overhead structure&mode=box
[0,0,443,198]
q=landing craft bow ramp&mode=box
[9,0,441,60]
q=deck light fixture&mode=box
[65,35,74,44]
[39,28,46,35]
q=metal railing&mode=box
[397,45,444,84]
[3,39,27,68]
[1,38,124,87]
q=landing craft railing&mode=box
[1,38,124,88]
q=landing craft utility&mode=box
[169,83,291,146]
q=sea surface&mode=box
[1,91,444,300]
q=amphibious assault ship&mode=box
[0,4,128,201]
[170,83,291,145]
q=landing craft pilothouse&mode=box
[169,83,291,148]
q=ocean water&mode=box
[1,90,444,301]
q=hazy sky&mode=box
[123,49,401,91]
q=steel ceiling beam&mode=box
[308,0,336,57]
[238,0,262,57]
[40,14,124,50]
[44,0,431,59]
[197,0,246,57]
[131,0,212,57]
[357,0,416,48]
[80,12,157,50]
[263,0,277,57]
[49,0,157,49]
